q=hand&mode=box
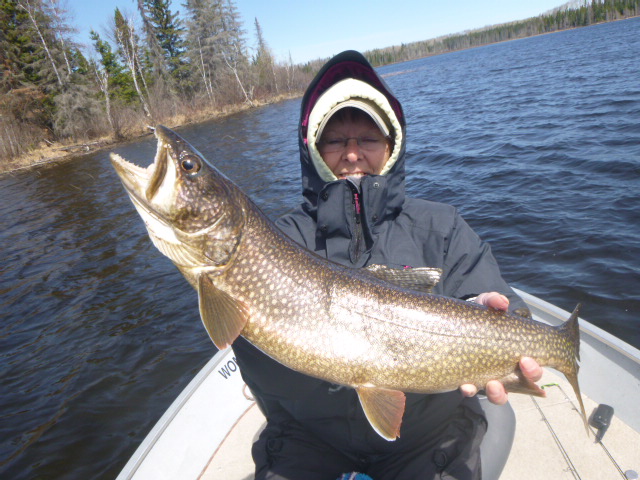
[474,291,510,310]
[459,292,543,404]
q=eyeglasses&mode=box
[317,136,389,154]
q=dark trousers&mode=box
[252,405,488,480]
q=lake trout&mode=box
[110,125,586,440]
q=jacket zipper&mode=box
[352,190,363,260]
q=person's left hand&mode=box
[459,292,543,405]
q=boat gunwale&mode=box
[116,349,233,479]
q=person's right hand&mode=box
[459,292,544,404]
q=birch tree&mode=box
[113,8,152,117]
[17,0,64,87]
[219,0,253,105]
[92,60,121,139]
[45,0,73,77]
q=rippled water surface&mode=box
[1,18,639,479]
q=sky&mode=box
[66,0,567,64]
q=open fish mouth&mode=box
[110,128,171,204]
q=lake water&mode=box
[1,18,639,479]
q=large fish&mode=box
[110,125,586,440]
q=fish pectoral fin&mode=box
[364,265,442,293]
[197,274,249,350]
[356,386,406,441]
[500,369,546,397]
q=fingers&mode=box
[460,384,478,397]
[460,381,509,405]
[520,356,543,382]
[475,292,510,311]
[484,358,543,405]
[486,380,508,405]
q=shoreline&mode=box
[4,16,638,176]
[0,92,302,176]
[378,15,640,70]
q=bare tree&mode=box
[46,0,73,77]
[184,0,254,106]
[92,61,121,139]
[221,44,254,107]
[219,0,253,105]
[196,36,215,102]
[286,51,295,92]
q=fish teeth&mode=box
[111,153,155,181]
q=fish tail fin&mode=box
[556,304,588,433]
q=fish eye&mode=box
[180,155,201,174]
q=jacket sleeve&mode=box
[441,212,527,312]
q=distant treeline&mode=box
[1,0,638,166]
[364,0,640,66]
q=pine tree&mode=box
[253,17,277,94]
[135,0,168,81]
[17,0,65,87]
[1,0,37,91]
[183,0,251,105]
[90,29,136,103]
[183,0,225,103]
[142,0,190,92]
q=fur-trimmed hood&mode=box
[296,51,407,257]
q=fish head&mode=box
[110,125,245,271]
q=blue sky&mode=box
[67,0,566,64]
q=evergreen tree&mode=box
[90,29,136,103]
[183,0,227,102]
[0,0,51,147]
[135,0,168,80]
[17,0,65,88]
[1,0,39,91]
[142,0,190,91]
[253,17,277,94]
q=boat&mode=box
[116,289,640,480]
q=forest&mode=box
[1,0,638,170]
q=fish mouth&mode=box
[110,127,171,206]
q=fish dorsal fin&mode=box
[197,274,249,349]
[356,386,406,441]
[365,265,442,293]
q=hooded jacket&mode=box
[233,51,526,455]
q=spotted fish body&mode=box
[110,125,585,440]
